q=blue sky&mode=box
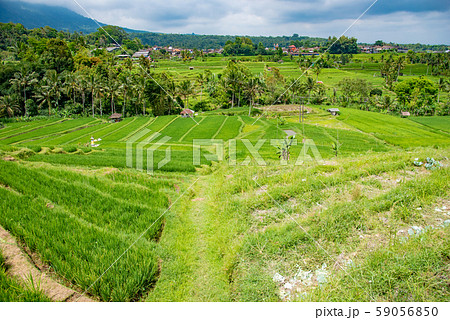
[20,0,450,44]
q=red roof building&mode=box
[180,109,195,118]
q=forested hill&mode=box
[0,1,103,34]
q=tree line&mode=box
[0,23,449,119]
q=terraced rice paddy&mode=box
[0,110,449,302]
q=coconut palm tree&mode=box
[312,64,322,82]
[34,82,54,116]
[106,73,120,114]
[118,71,132,117]
[9,67,38,116]
[303,77,316,103]
[395,56,406,81]
[95,79,105,117]
[196,73,206,102]
[86,70,98,117]
[437,78,448,104]
[76,70,89,113]
[246,76,264,116]
[0,96,20,118]
[133,73,146,115]
[64,72,79,104]
[177,80,193,109]
[160,73,177,115]
[44,70,63,112]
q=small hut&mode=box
[401,111,410,117]
[180,109,195,118]
[327,108,340,116]
[109,113,123,122]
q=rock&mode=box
[272,273,285,283]
[284,282,293,290]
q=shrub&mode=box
[11,148,35,159]
[30,146,42,153]
[370,88,383,96]
[250,108,262,116]
[193,101,213,112]
[63,146,77,153]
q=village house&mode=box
[117,54,131,60]
[132,49,151,59]
[106,45,120,53]
[180,109,195,118]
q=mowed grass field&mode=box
[0,110,449,302]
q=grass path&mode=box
[147,175,230,301]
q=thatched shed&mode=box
[109,113,123,122]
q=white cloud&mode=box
[15,0,450,44]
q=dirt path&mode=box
[0,225,94,302]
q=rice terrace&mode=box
[0,1,450,308]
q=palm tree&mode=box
[34,83,54,116]
[9,67,38,116]
[196,73,206,102]
[64,72,78,104]
[86,70,98,117]
[177,80,193,109]
[133,73,146,115]
[395,56,406,81]
[161,73,177,114]
[224,61,247,108]
[246,76,264,116]
[303,77,316,103]
[118,72,132,117]
[0,96,20,118]
[45,70,62,112]
[95,79,105,117]
[106,74,120,114]
[76,71,89,113]
[287,78,303,104]
[312,64,322,82]
[437,78,448,104]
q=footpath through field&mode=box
[147,174,231,301]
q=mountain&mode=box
[0,1,144,34]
